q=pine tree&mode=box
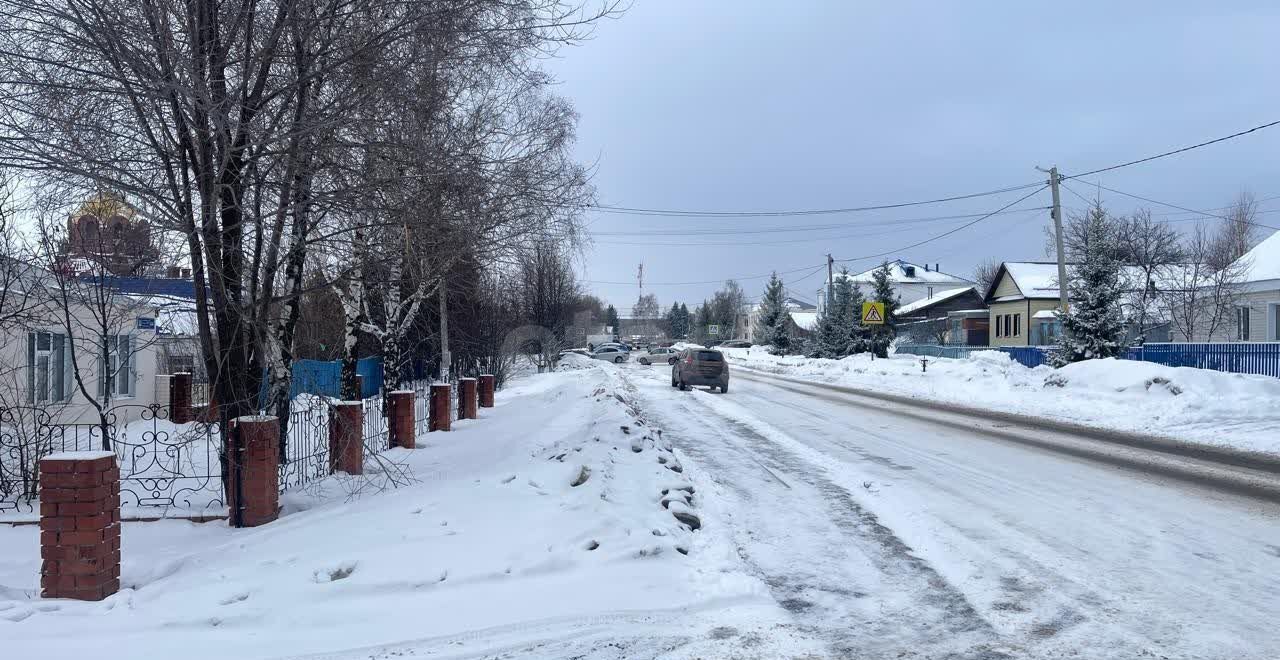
[678,302,690,338]
[605,305,620,338]
[813,269,857,358]
[693,301,711,345]
[754,272,792,353]
[867,261,899,358]
[845,280,867,355]
[665,302,681,338]
[1052,207,1127,365]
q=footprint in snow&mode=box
[218,592,250,606]
[501,474,517,484]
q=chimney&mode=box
[924,264,930,272]
[935,263,940,273]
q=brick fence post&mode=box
[354,374,365,399]
[458,378,478,420]
[227,416,280,528]
[388,390,415,449]
[171,372,192,424]
[478,374,495,408]
[328,402,364,474]
[429,384,451,432]
[39,451,120,600]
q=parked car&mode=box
[591,346,630,363]
[597,342,630,352]
[671,348,729,392]
[638,347,679,365]
[719,340,752,348]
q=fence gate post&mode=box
[458,378,478,420]
[429,384,451,432]
[226,416,280,527]
[478,374,496,408]
[39,451,120,600]
[328,402,364,474]
[388,391,415,449]
[171,372,193,424]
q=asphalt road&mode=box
[623,362,1280,659]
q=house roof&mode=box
[789,311,819,331]
[1237,229,1280,284]
[896,286,978,316]
[990,262,1067,301]
[835,259,973,286]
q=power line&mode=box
[1067,181,1280,232]
[581,262,826,287]
[836,185,1049,264]
[588,182,1044,218]
[1063,119,1280,180]
[589,205,1049,237]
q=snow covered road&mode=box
[621,362,1280,659]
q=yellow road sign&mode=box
[862,301,885,325]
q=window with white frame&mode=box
[27,331,73,403]
[1236,306,1251,341]
[99,334,136,399]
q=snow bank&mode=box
[0,362,759,659]
[717,347,1280,457]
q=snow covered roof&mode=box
[1236,229,1280,284]
[783,295,816,311]
[1032,309,1057,319]
[895,286,977,316]
[1000,262,1065,300]
[789,311,819,331]
[835,259,973,285]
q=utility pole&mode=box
[826,253,834,311]
[1042,165,1069,313]
[438,276,450,383]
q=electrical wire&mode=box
[836,185,1049,264]
[588,182,1044,218]
[581,261,827,287]
[1066,181,1280,232]
[1062,119,1280,180]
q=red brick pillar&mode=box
[478,374,496,408]
[458,378,478,420]
[39,451,120,600]
[328,402,364,474]
[355,374,366,399]
[429,384,451,432]
[388,390,415,449]
[227,417,280,528]
[171,372,192,424]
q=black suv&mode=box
[671,348,729,392]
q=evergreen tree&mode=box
[1052,207,1127,365]
[868,261,900,358]
[678,302,690,338]
[665,302,681,338]
[605,305,620,338]
[692,301,711,344]
[754,272,792,353]
[813,269,857,358]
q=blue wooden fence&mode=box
[286,357,384,399]
[896,343,1280,378]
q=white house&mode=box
[1173,229,1280,342]
[816,260,973,315]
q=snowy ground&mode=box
[624,359,1280,659]
[717,347,1280,457]
[0,359,820,660]
[6,355,1279,659]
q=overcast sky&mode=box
[547,1,1280,312]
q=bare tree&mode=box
[1117,209,1184,341]
[972,257,1001,295]
[1208,191,1260,270]
[1164,222,1248,342]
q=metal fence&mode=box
[897,342,1280,377]
[1123,342,1280,378]
[1,404,223,513]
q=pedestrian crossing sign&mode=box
[862,301,885,325]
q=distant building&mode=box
[895,287,987,344]
[1173,229,1280,342]
[816,260,973,315]
[59,193,162,277]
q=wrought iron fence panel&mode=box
[363,394,389,456]
[279,398,331,493]
[1,404,223,513]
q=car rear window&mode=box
[696,351,723,361]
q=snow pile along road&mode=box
[719,347,1280,457]
[0,360,781,659]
